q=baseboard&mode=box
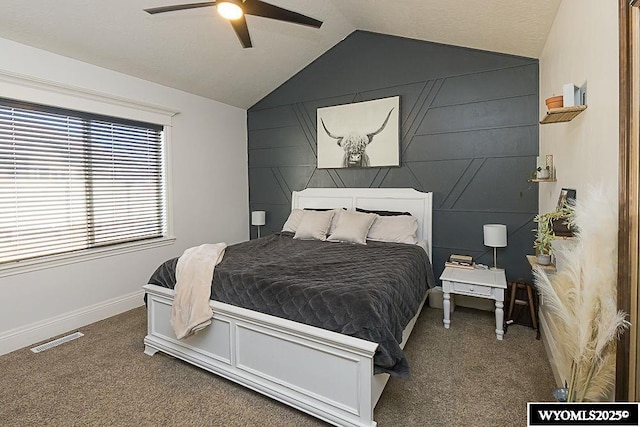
[0,289,145,356]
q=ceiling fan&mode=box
[144,1,323,49]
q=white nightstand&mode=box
[439,266,507,340]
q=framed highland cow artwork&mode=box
[317,96,400,169]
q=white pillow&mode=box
[327,211,376,245]
[282,209,304,233]
[293,210,335,241]
[367,215,418,244]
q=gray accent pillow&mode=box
[293,210,335,241]
[367,215,418,244]
[327,211,376,245]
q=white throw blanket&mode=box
[170,243,227,340]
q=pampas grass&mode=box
[533,186,629,401]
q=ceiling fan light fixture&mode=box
[217,1,243,20]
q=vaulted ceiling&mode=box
[0,0,561,108]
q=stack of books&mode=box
[445,254,475,269]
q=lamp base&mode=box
[490,248,505,272]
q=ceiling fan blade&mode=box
[144,1,217,15]
[243,0,323,28]
[230,16,253,48]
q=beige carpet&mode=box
[0,305,555,426]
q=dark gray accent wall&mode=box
[248,31,539,282]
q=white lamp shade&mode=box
[483,224,507,248]
[251,211,266,226]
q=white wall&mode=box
[539,0,619,214]
[0,38,249,354]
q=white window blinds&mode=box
[0,98,166,264]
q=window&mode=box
[0,97,166,265]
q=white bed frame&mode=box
[143,188,433,427]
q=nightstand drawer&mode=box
[452,282,492,296]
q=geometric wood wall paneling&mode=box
[453,157,538,212]
[404,125,539,161]
[277,166,317,194]
[334,168,382,189]
[432,65,538,108]
[418,95,538,134]
[406,159,475,208]
[377,167,423,190]
[249,168,290,205]
[247,31,539,281]
[401,79,444,155]
[308,169,339,188]
[291,103,318,157]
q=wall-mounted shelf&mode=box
[526,255,556,272]
[540,105,587,124]
[528,178,557,183]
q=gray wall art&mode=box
[317,96,400,168]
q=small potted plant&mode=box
[535,165,551,180]
[533,212,555,265]
[533,208,572,265]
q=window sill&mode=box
[0,236,176,278]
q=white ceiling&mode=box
[0,0,561,109]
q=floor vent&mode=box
[30,332,84,353]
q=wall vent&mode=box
[30,332,84,353]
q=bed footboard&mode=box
[143,284,380,427]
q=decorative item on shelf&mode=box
[545,95,563,110]
[533,187,630,402]
[483,224,507,270]
[529,155,555,182]
[533,205,575,265]
[445,254,475,269]
[251,210,266,238]
[546,154,554,175]
[562,83,582,107]
[535,166,551,179]
[556,188,577,211]
[554,188,577,236]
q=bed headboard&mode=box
[291,188,433,260]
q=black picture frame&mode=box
[557,188,577,210]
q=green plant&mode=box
[533,205,574,255]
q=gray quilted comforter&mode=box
[147,232,435,377]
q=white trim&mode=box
[0,236,176,278]
[163,126,175,238]
[0,289,145,356]
[0,71,177,276]
[0,68,179,125]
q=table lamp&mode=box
[483,224,507,270]
[251,211,266,238]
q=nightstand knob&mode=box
[470,286,474,291]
